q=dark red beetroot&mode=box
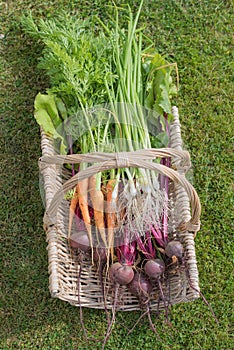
[144,259,170,323]
[165,240,184,259]
[69,231,90,253]
[109,262,134,285]
[128,272,152,301]
[103,236,136,349]
[127,272,161,338]
[144,259,165,279]
[102,262,134,349]
[108,262,121,281]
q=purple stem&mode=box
[150,225,167,248]
[128,240,137,265]
[116,244,121,263]
[146,231,155,258]
[117,229,137,265]
[135,232,154,260]
[75,205,86,231]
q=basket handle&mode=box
[39,147,191,172]
[43,149,201,235]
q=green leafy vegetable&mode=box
[144,53,177,118]
[34,92,67,154]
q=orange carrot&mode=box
[106,179,117,262]
[89,174,107,247]
[68,179,93,255]
[77,178,93,251]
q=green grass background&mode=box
[0,0,233,349]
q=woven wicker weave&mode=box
[39,106,201,310]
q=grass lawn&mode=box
[0,0,233,349]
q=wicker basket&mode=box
[39,106,201,311]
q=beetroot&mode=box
[69,231,90,253]
[165,240,184,259]
[127,272,161,338]
[103,262,134,349]
[109,262,134,285]
[128,272,152,301]
[144,259,165,279]
[108,262,121,281]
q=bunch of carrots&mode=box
[68,175,116,257]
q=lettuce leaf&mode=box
[144,53,177,119]
[34,92,67,154]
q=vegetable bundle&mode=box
[22,1,205,346]
[21,1,177,246]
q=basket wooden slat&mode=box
[39,106,201,310]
